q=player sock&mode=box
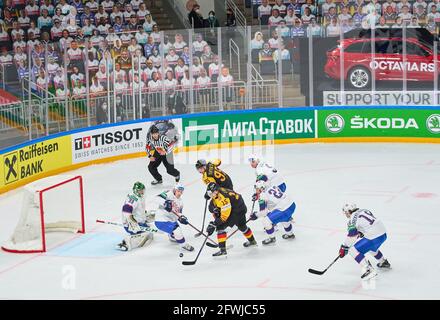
[217,231,227,250]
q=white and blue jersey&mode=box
[152,190,184,240]
[255,161,287,192]
[344,209,387,260]
[257,185,296,227]
[121,192,148,234]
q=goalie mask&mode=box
[133,181,146,197]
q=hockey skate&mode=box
[212,248,227,257]
[181,243,194,252]
[175,175,180,182]
[168,234,178,243]
[117,240,129,251]
[361,262,378,280]
[282,233,295,240]
[243,239,258,247]
[151,180,163,185]
[377,259,391,269]
[262,237,276,246]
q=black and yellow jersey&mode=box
[202,159,233,189]
[209,188,246,224]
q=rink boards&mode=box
[1,106,440,194]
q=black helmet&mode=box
[150,125,159,134]
[206,182,219,193]
[195,159,207,170]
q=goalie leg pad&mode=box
[124,232,154,251]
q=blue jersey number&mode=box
[268,187,283,199]
[359,210,376,225]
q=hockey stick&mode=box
[194,199,208,238]
[205,200,256,248]
[308,256,340,275]
[168,211,219,247]
[182,233,209,266]
[96,219,159,233]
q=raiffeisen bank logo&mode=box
[426,114,440,134]
[325,114,345,133]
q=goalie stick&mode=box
[308,256,340,275]
[96,219,159,233]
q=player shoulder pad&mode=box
[211,159,221,167]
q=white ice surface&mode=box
[0,143,439,300]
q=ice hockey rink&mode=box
[1,142,439,300]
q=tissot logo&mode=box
[74,128,142,150]
[3,152,19,184]
[83,136,91,148]
[74,136,91,150]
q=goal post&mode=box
[2,175,86,253]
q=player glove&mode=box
[212,207,221,218]
[178,215,189,225]
[251,193,258,201]
[164,200,173,212]
[339,245,349,258]
[249,211,258,221]
[204,192,211,200]
[206,221,216,236]
[127,215,142,234]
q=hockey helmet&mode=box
[206,182,219,197]
[133,181,146,197]
[248,153,260,164]
[195,159,207,170]
[342,203,358,214]
[174,183,185,192]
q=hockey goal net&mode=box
[2,175,85,253]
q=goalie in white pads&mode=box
[249,179,296,245]
[152,183,194,252]
[118,182,154,251]
[339,204,391,280]
[248,154,287,202]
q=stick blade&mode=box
[182,261,196,266]
[205,242,218,248]
[194,232,203,238]
[308,268,326,275]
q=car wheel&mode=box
[348,67,371,89]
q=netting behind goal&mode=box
[2,175,85,253]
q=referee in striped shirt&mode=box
[146,125,180,185]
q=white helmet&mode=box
[342,203,358,214]
[248,153,260,164]
[174,183,185,192]
[255,180,266,191]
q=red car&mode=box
[324,37,439,89]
